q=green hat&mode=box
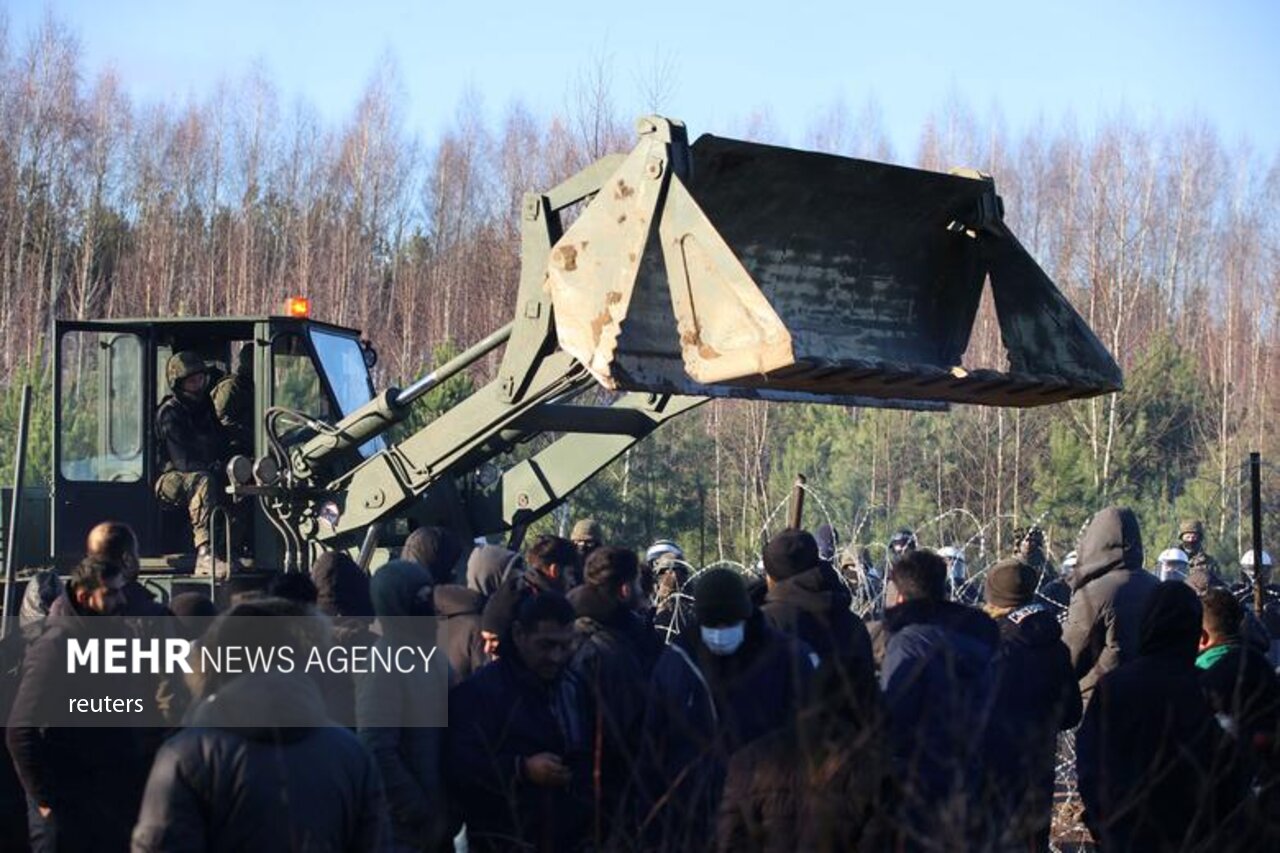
[1179,519,1204,537]
[571,518,604,543]
[694,568,752,627]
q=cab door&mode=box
[53,324,153,560]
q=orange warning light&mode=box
[285,297,310,318]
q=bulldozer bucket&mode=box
[545,120,1121,408]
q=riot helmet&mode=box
[938,545,967,582]
[1240,549,1274,582]
[1157,547,1190,583]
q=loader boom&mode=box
[245,116,1121,567]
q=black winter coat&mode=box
[1063,507,1159,701]
[715,709,893,853]
[131,672,389,852]
[6,589,151,853]
[761,566,874,683]
[879,598,998,843]
[1232,583,1280,666]
[1077,582,1248,852]
[985,604,1082,850]
[1198,643,1280,752]
[566,585,660,826]
[446,655,591,853]
[642,613,814,851]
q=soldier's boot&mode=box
[193,544,232,581]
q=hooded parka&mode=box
[1062,507,1159,701]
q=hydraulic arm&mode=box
[248,116,1121,562]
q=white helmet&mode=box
[1240,549,1274,570]
[645,540,684,566]
[1157,548,1189,583]
[938,546,966,581]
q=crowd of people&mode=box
[1,509,1279,852]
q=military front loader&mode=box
[1,116,1121,602]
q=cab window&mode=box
[272,333,333,421]
[311,328,385,455]
[59,331,144,482]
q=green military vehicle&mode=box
[1,116,1122,604]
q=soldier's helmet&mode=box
[1179,519,1205,537]
[166,351,208,390]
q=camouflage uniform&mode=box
[1178,519,1224,591]
[211,345,254,455]
[155,352,228,551]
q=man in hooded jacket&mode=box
[433,545,519,683]
[401,526,463,586]
[132,598,389,852]
[1077,582,1249,851]
[1062,506,1159,703]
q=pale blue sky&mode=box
[5,0,1278,157]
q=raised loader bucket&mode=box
[545,118,1122,409]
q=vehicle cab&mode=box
[52,308,380,573]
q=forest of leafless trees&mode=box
[1,13,1277,566]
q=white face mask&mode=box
[701,622,746,656]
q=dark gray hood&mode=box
[1073,506,1145,590]
[466,545,518,596]
[1138,580,1202,662]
